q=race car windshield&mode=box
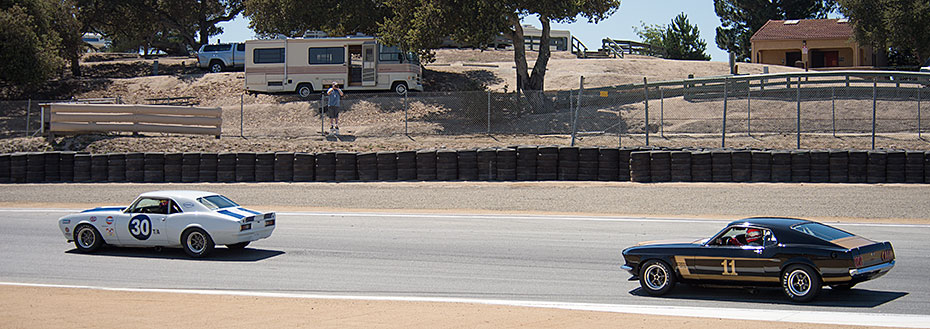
[197,195,240,210]
[792,222,854,241]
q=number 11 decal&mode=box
[721,259,738,276]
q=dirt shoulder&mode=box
[0,285,883,329]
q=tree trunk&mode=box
[509,16,530,95]
[70,56,81,77]
[527,16,552,92]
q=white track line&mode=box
[2,282,927,328]
[4,208,929,228]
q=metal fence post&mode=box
[917,86,922,139]
[796,77,801,149]
[25,99,31,137]
[660,88,664,138]
[486,90,490,135]
[240,94,245,138]
[872,78,878,150]
[747,79,751,137]
[832,86,836,137]
[320,92,325,137]
[405,91,409,136]
[722,77,728,147]
[618,95,623,147]
[572,76,583,146]
[644,77,649,146]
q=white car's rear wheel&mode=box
[182,228,214,258]
[73,224,103,253]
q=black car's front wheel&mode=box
[639,259,676,296]
[782,264,822,302]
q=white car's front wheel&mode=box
[182,228,215,258]
[73,224,103,253]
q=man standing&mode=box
[327,81,344,135]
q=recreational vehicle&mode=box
[245,36,423,97]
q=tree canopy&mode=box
[378,0,621,93]
[636,13,710,61]
[838,0,930,66]
[714,0,837,61]
[1,0,73,85]
[244,0,387,38]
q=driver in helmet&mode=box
[156,199,170,214]
[745,228,763,246]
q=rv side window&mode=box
[379,45,403,63]
[308,47,345,65]
[254,48,285,64]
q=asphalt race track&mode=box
[1,209,927,316]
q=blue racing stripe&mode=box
[218,210,245,219]
[238,208,261,215]
[81,207,125,213]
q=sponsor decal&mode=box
[183,202,195,208]
[105,216,113,225]
[61,219,70,224]
[104,227,115,237]
[128,215,152,241]
[89,216,97,222]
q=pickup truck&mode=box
[197,43,245,73]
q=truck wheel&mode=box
[296,83,314,99]
[392,81,408,95]
[209,61,225,73]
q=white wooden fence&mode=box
[48,103,222,138]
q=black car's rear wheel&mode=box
[639,259,676,296]
[782,264,821,302]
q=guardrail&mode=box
[48,103,222,138]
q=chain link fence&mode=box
[2,71,928,149]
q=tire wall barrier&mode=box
[1,148,927,184]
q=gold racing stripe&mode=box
[675,256,781,282]
[674,256,691,277]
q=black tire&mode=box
[209,61,225,73]
[226,241,250,250]
[782,264,821,302]
[831,283,856,290]
[73,224,104,253]
[392,81,408,95]
[181,228,215,258]
[639,259,676,296]
[296,83,314,99]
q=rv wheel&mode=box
[392,82,408,95]
[296,83,314,99]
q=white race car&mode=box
[58,191,275,258]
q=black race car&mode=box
[621,217,895,302]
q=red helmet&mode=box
[746,228,763,243]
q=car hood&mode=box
[634,238,706,247]
[80,206,126,213]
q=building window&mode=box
[308,47,345,65]
[253,48,284,64]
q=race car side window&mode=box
[169,200,182,214]
[709,226,771,247]
[128,198,169,214]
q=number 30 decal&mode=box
[129,215,151,240]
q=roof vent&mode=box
[784,20,800,25]
[837,18,849,24]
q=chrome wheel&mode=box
[186,231,206,254]
[77,226,96,249]
[393,82,408,95]
[787,269,811,296]
[644,263,669,290]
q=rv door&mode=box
[362,43,377,87]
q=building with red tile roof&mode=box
[750,19,874,68]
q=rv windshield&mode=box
[406,52,419,65]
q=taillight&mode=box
[854,255,863,267]
[240,223,251,231]
[882,249,893,261]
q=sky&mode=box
[213,1,798,62]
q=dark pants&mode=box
[326,105,340,119]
